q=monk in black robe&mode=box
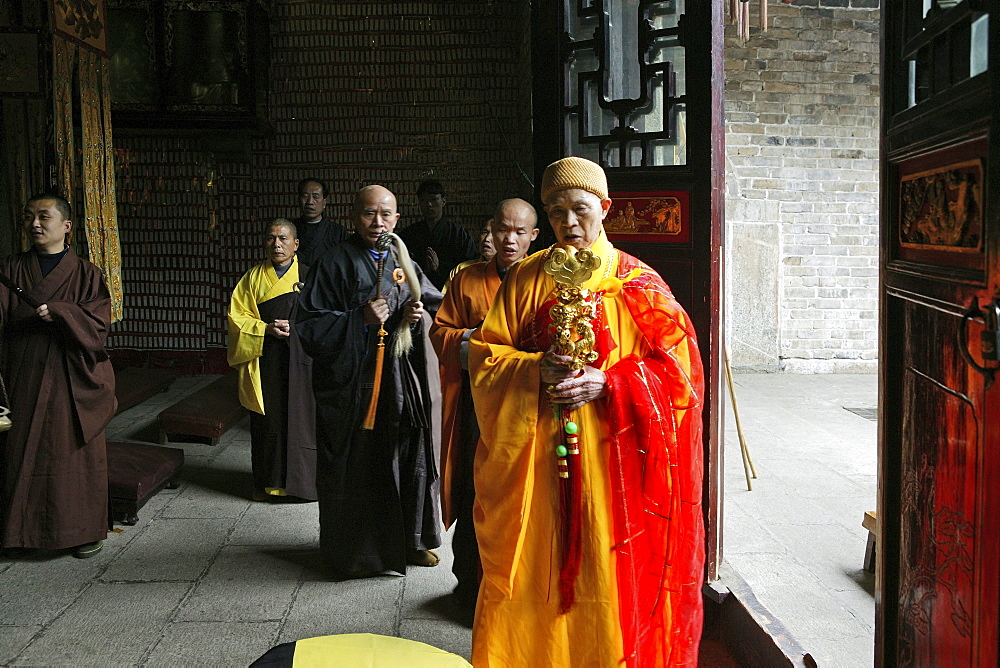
[398,179,477,290]
[227,219,317,501]
[296,185,443,579]
[0,194,115,558]
[294,178,349,266]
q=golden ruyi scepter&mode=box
[361,231,424,430]
[544,244,602,613]
[543,246,602,476]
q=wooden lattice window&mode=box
[562,0,687,168]
[895,0,989,113]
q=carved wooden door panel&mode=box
[880,2,999,665]
[531,0,725,577]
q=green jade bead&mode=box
[556,445,568,457]
[564,421,579,435]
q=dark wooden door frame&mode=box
[530,0,726,581]
[878,2,1000,664]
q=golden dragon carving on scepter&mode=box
[543,246,601,371]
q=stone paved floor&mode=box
[0,372,877,666]
[0,375,472,667]
[724,373,877,667]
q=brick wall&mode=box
[724,0,880,372]
[108,1,533,360]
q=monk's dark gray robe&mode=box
[252,288,317,500]
[0,248,115,549]
[296,235,443,576]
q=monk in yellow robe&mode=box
[227,219,317,501]
[469,158,705,666]
[430,199,538,609]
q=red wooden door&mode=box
[879,2,999,665]
[531,0,726,577]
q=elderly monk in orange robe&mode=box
[469,157,705,666]
[430,198,538,609]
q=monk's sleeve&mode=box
[227,269,267,366]
[602,271,705,666]
[46,266,111,354]
[429,270,472,368]
[416,263,443,317]
[468,261,545,594]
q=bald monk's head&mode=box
[492,198,539,270]
[351,185,400,249]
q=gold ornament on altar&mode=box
[543,247,601,372]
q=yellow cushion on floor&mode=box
[291,634,471,667]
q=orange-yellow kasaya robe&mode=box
[429,259,502,526]
[469,230,704,667]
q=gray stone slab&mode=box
[0,625,42,665]
[728,552,825,593]
[771,466,871,501]
[815,493,877,535]
[212,436,253,469]
[727,487,830,526]
[280,577,403,642]
[795,633,875,668]
[228,501,320,546]
[145,620,280,666]
[727,221,781,369]
[723,504,788,556]
[102,518,235,582]
[399,618,472,662]
[175,546,304,622]
[832,582,876,632]
[400,531,459,622]
[0,555,104,624]
[15,582,190,667]
[160,466,253,518]
[750,583,869,641]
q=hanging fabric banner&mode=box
[53,37,124,322]
[52,38,75,222]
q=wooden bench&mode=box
[156,373,245,446]
[863,510,877,572]
[107,441,184,525]
[114,367,176,414]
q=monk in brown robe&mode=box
[0,194,115,559]
[429,198,538,609]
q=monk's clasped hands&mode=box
[541,350,607,411]
[266,319,291,338]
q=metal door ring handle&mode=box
[958,299,995,390]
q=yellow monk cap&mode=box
[541,157,608,203]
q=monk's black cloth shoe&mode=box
[73,540,103,559]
